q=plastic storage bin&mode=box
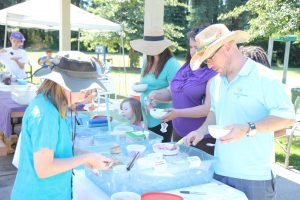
[85,145,215,195]
[10,84,37,105]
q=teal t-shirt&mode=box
[140,57,180,128]
[11,93,73,200]
[210,59,295,180]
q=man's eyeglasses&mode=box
[202,45,223,65]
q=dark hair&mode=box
[120,98,143,124]
[185,24,210,63]
[46,49,52,54]
[239,46,271,68]
[142,48,173,78]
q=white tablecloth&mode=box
[73,170,247,200]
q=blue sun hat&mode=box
[10,32,26,43]
[34,51,107,92]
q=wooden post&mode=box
[267,37,273,65]
[282,41,291,84]
[59,0,71,51]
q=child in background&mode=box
[120,98,143,127]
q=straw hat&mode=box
[130,0,172,56]
[34,51,106,92]
[190,24,250,70]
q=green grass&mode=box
[275,136,300,170]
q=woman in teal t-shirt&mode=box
[129,0,180,142]
[139,49,179,142]
[11,52,113,200]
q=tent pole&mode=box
[4,14,8,48]
[121,30,127,96]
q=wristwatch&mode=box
[247,122,257,136]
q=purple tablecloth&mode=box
[0,91,27,139]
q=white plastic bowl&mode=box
[150,108,167,119]
[136,157,153,169]
[126,144,146,157]
[152,143,179,156]
[131,83,148,93]
[208,125,231,139]
[111,191,141,200]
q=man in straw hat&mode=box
[184,24,295,199]
[130,0,180,142]
[11,51,112,200]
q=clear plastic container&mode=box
[85,146,215,195]
[10,84,37,105]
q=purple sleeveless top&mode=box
[170,63,217,137]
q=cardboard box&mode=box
[0,140,7,156]
[4,135,18,154]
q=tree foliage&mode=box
[218,0,300,40]
[188,0,221,27]
[80,0,189,67]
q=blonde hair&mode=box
[37,79,68,117]
[120,98,143,124]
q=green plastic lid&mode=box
[126,131,145,139]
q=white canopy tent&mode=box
[0,0,124,53]
[0,0,122,32]
[0,0,127,95]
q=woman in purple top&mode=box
[149,25,217,155]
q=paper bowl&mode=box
[131,83,148,93]
[150,108,167,119]
[111,191,141,200]
[208,125,230,139]
[152,143,179,156]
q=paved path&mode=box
[0,154,299,200]
[274,164,300,200]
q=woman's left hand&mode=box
[84,153,114,170]
[161,108,178,122]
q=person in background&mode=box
[38,49,53,68]
[0,31,28,79]
[240,45,287,138]
[184,24,295,200]
[129,0,180,142]
[239,45,271,68]
[148,25,217,155]
[11,51,112,200]
[120,98,143,127]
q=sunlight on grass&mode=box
[275,137,300,170]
